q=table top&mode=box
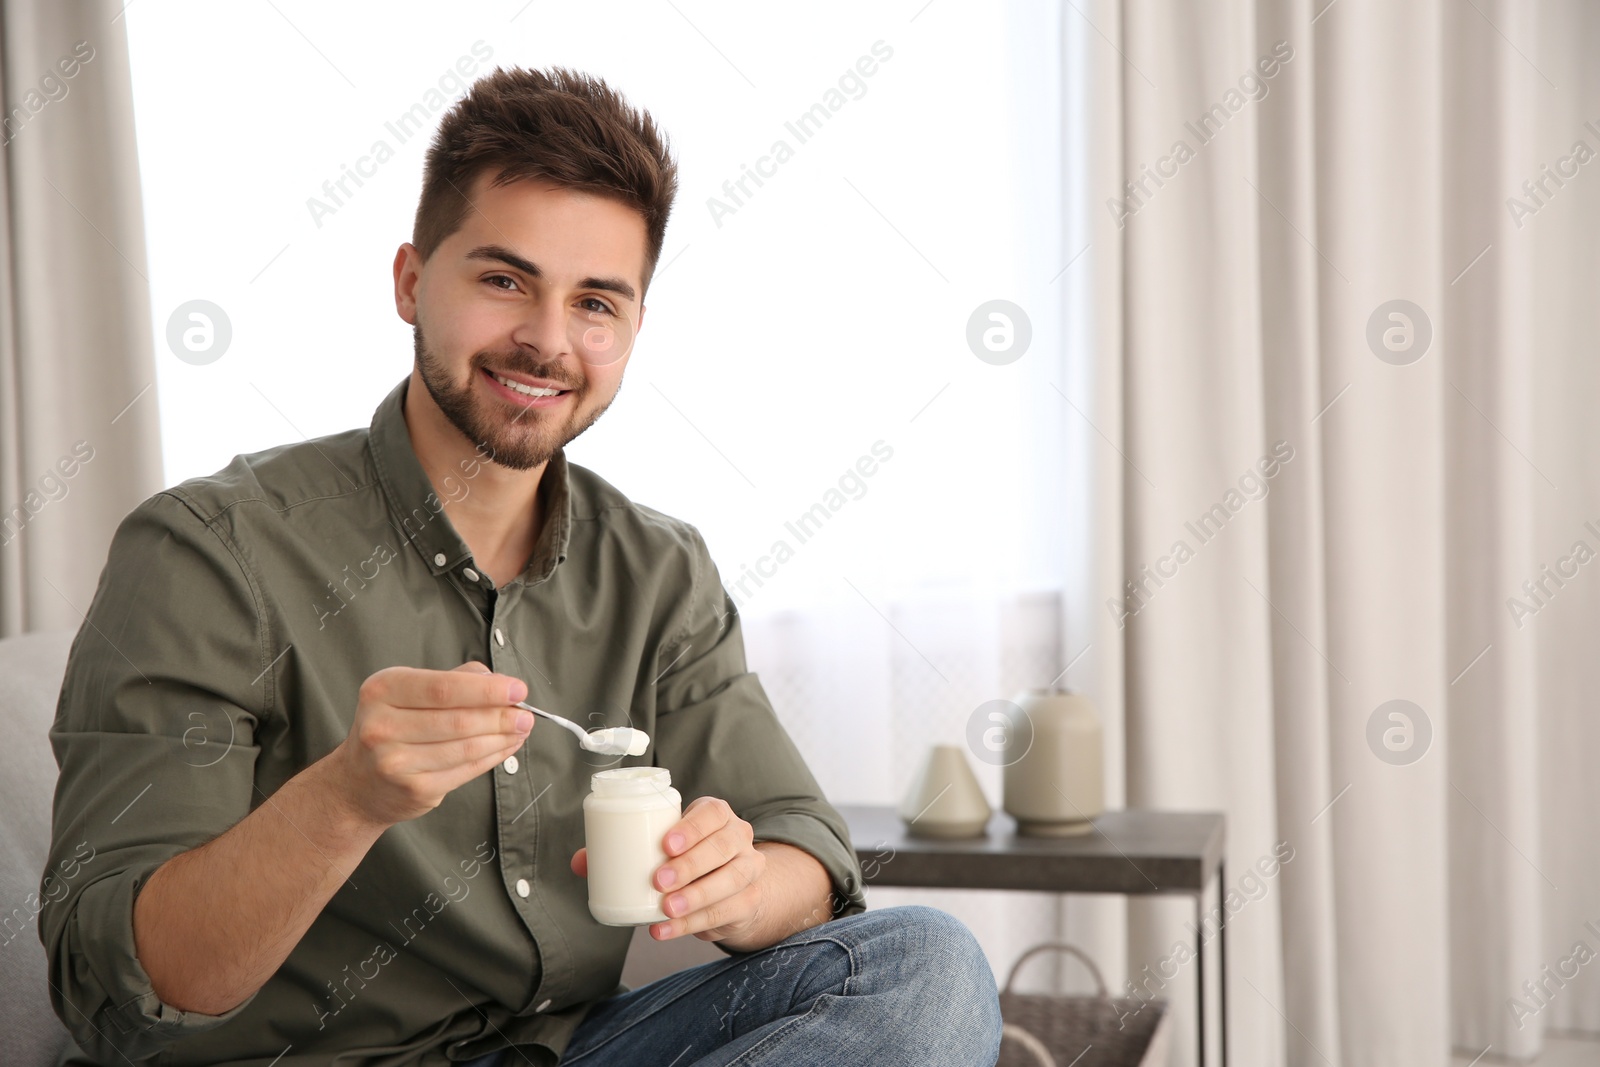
[839,804,1226,896]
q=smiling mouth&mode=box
[489,371,568,397]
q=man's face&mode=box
[397,171,648,471]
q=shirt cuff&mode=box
[49,862,258,1059]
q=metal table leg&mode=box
[1196,861,1229,1067]
[1219,860,1228,1066]
[1195,890,1206,1067]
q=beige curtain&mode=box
[1068,0,1600,1063]
[0,0,163,638]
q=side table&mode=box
[839,804,1228,1067]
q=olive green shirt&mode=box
[40,376,866,1067]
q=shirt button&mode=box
[536,999,553,1012]
[503,755,519,774]
[515,878,530,898]
[433,552,446,566]
[463,567,479,582]
[494,627,506,646]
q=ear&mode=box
[394,243,423,325]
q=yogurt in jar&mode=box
[583,767,682,925]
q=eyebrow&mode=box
[464,244,637,304]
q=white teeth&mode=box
[492,372,561,397]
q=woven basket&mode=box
[996,942,1173,1067]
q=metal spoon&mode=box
[515,700,649,756]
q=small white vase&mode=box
[899,744,992,838]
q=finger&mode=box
[367,665,527,711]
[657,814,752,892]
[452,660,492,674]
[571,848,587,878]
[659,796,736,866]
[654,880,763,942]
[658,845,764,924]
[381,703,535,744]
[377,731,529,773]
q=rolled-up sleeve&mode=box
[39,491,269,1059]
[649,525,867,931]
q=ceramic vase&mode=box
[1001,688,1104,836]
[898,744,992,838]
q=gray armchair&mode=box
[0,629,75,1067]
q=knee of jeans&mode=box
[866,906,1003,1051]
[917,906,993,978]
[853,908,998,997]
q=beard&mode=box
[413,322,615,472]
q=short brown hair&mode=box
[413,66,679,298]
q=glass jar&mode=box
[582,767,682,926]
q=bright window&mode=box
[128,2,1066,627]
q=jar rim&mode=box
[590,766,672,795]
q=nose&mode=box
[508,297,574,361]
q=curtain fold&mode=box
[1250,1,1343,1061]
[0,0,163,638]
[1439,1,1542,1056]
[1076,0,1600,1063]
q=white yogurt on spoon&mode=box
[581,727,650,757]
[515,700,649,756]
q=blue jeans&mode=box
[462,904,1002,1066]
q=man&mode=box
[40,66,1002,1066]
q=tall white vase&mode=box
[1001,688,1104,836]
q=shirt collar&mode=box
[368,376,571,582]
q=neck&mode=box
[403,369,545,582]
